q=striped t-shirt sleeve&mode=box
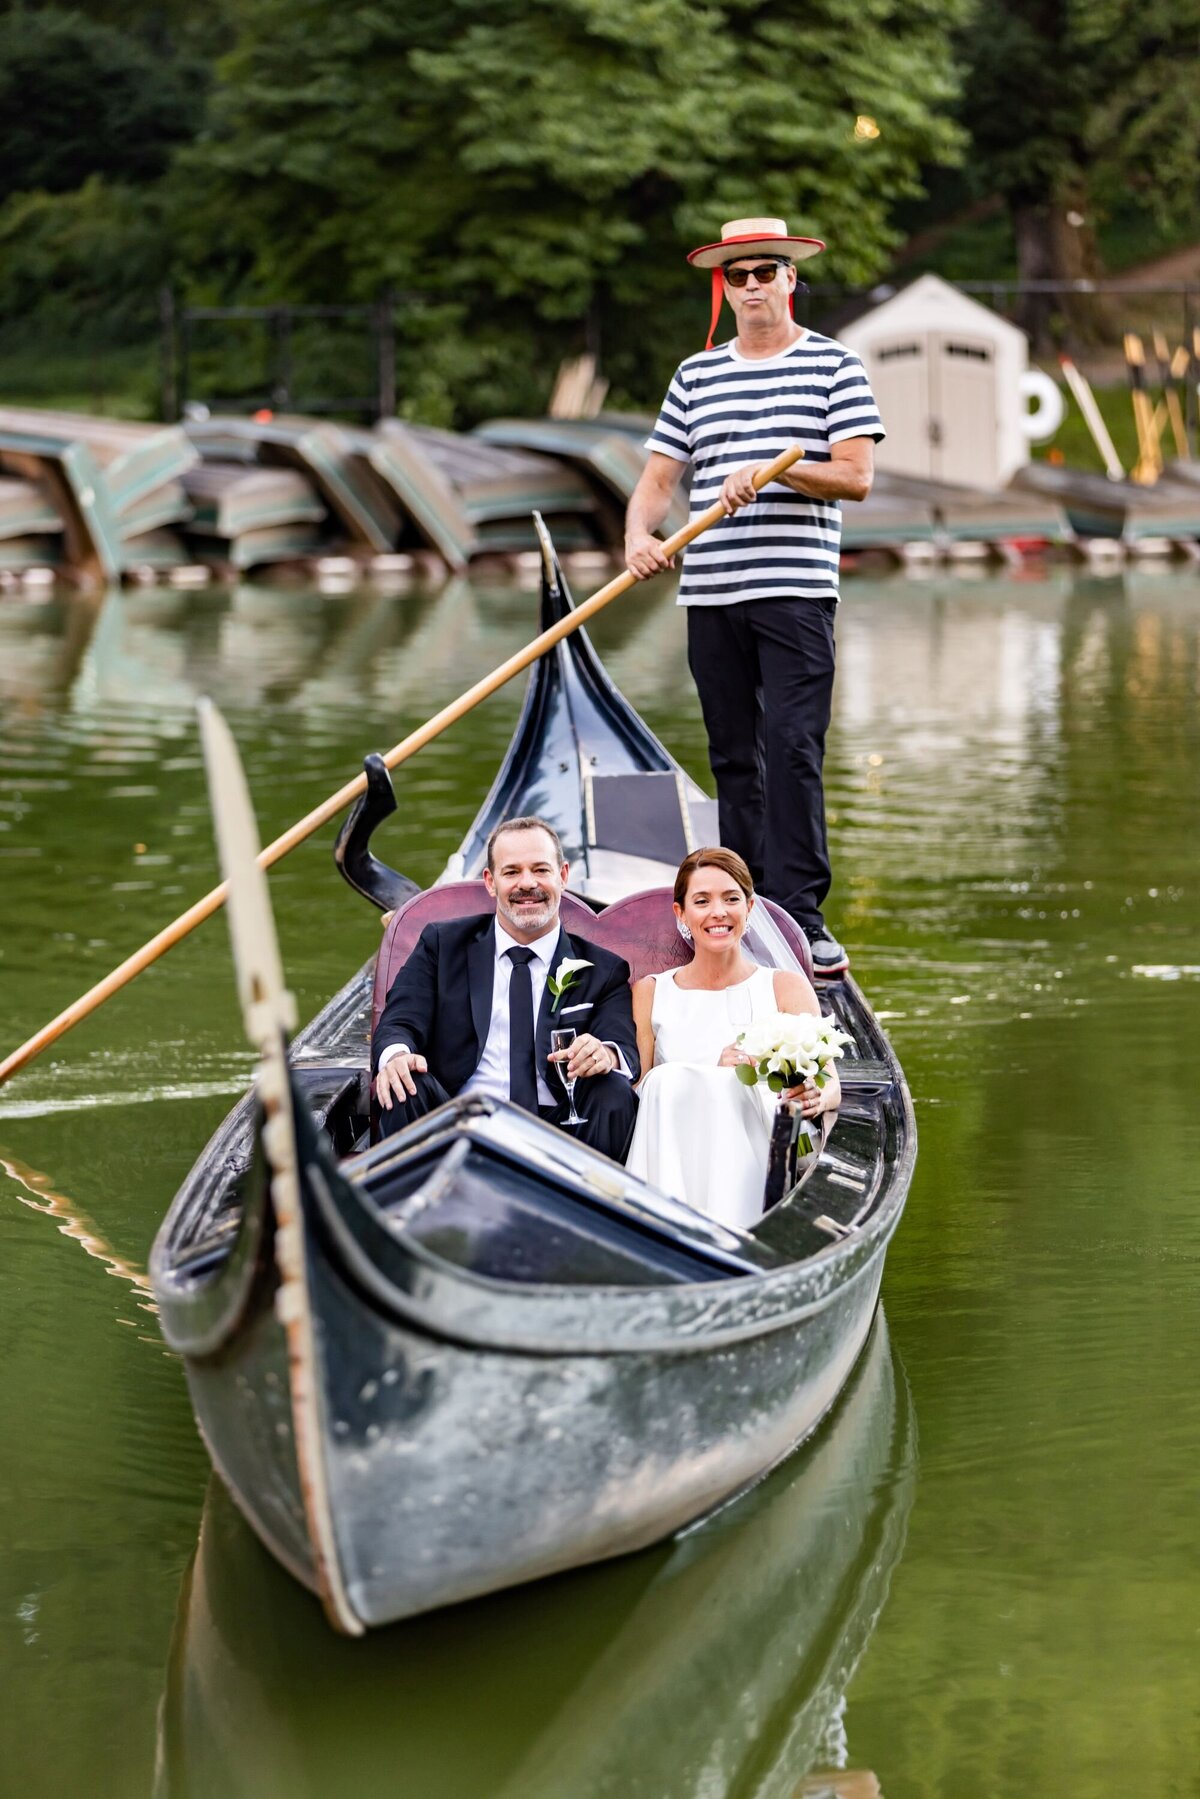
[645,368,693,463]
[828,352,884,444]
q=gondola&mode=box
[155,1312,914,1799]
[149,517,916,1635]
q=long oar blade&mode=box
[196,698,297,1049]
[198,697,360,1635]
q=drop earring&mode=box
[676,918,693,943]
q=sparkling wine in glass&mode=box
[550,1027,588,1126]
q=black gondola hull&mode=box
[151,516,916,1630]
[156,1313,915,1799]
[160,1073,905,1625]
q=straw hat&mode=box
[687,216,825,269]
[687,218,825,348]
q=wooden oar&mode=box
[1125,332,1163,484]
[1058,354,1123,481]
[0,444,804,1085]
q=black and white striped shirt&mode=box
[645,331,885,605]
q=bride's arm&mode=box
[631,977,656,1091]
[772,968,820,1018]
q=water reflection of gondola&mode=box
[155,1313,913,1799]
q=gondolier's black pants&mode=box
[378,1069,638,1164]
[687,595,836,935]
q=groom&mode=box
[372,816,640,1162]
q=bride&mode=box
[625,848,839,1230]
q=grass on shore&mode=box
[0,343,159,420]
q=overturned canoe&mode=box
[149,517,915,1632]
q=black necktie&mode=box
[506,947,539,1113]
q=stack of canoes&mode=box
[844,468,1073,560]
[181,459,330,570]
[186,416,402,561]
[0,473,64,574]
[392,421,610,554]
[186,415,611,570]
[1013,460,1200,549]
[475,416,691,539]
[0,406,197,579]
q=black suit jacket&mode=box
[371,914,640,1096]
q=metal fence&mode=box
[4,273,1194,424]
[159,287,411,422]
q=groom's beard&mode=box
[495,888,558,936]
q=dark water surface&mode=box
[2,565,1198,1797]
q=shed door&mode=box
[868,337,931,479]
[931,332,997,487]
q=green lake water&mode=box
[1,563,1198,1798]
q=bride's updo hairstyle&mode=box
[673,847,754,908]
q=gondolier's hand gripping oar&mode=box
[0,444,805,1086]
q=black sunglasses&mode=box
[723,261,790,287]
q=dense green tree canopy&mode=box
[958,0,1200,294]
[172,0,967,410]
[0,9,209,204]
[188,0,966,301]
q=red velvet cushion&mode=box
[371,881,813,1036]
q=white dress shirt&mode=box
[462,920,560,1106]
[379,917,629,1103]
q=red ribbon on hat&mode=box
[705,269,796,350]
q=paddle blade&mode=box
[196,698,297,1048]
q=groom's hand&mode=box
[554,1034,615,1081]
[376,1051,427,1110]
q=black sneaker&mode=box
[802,924,849,977]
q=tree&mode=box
[178,0,968,417]
[0,8,210,204]
[958,0,1200,341]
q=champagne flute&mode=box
[549,1027,588,1126]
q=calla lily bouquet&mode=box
[549,956,592,1012]
[734,1010,851,1094]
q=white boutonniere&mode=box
[549,957,592,1012]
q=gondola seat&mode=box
[371,881,814,1042]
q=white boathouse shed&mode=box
[839,274,1060,489]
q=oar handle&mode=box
[0,444,804,1085]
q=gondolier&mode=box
[625,216,885,974]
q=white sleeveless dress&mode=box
[626,965,779,1230]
